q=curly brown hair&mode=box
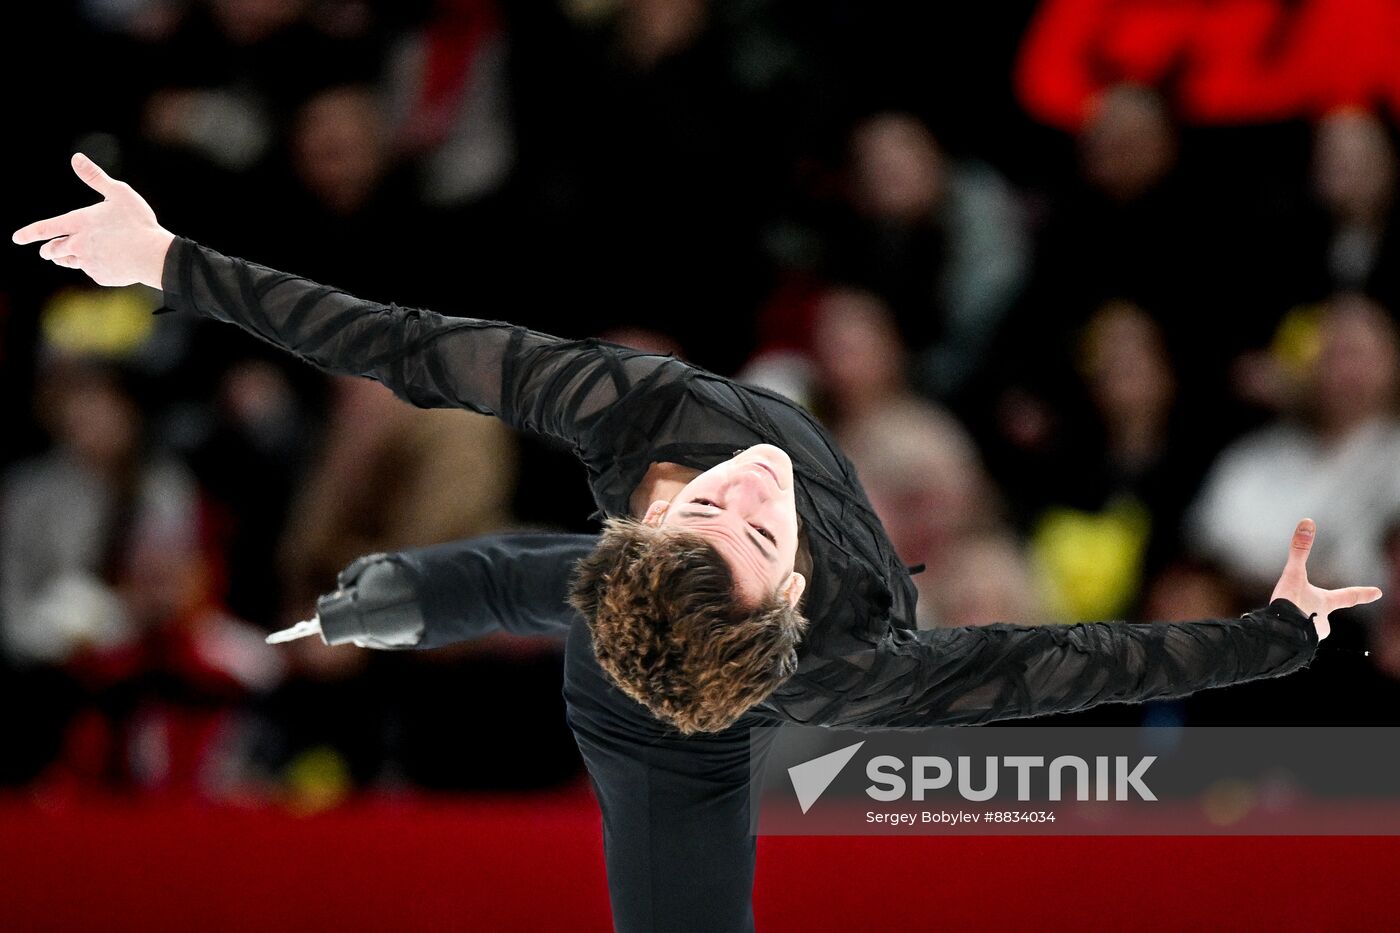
[568,517,808,734]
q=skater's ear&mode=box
[642,499,671,525]
[780,571,806,608]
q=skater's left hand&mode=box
[1270,518,1383,641]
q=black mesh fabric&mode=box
[161,238,1320,727]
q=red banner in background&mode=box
[1017,0,1400,128]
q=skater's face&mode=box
[645,444,806,608]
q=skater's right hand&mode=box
[12,153,174,290]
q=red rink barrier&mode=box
[1,787,1396,931]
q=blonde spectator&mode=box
[1189,295,1400,590]
[841,399,1030,628]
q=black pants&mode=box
[563,617,778,933]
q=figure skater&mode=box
[14,154,1382,933]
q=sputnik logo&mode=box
[787,741,865,814]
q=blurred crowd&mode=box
[3,0,1400,805]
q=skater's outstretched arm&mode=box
[13,155,686,456]
[764,520,1381,728]
[273,532,598,649]
[393,531,596,648]
[765,599,1316,727]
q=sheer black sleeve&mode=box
[390,532,597,649]
[159,238,684,454]
[762,600,1319,728]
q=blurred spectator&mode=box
[1370,516,1400,681]
[1189,295,1400,591]
[1022,302,1213,621]
[936,534,1047,627]
[1,357,282,795]
[386,0,514,206]
[84,0,392,266]
[46,515,285,798]
[1307,108,1400,310]
[1032,83,1189,318]
[140,0,332,172]
[1079,84,1177,205]
[253,84,428,301]
[1005,83,1261,414]
[1,360,193,663]
[841,399,1030,628]
[613,0,708,68]
[1141,559,1241,623]
[833,111,1029,398]
[278,377,517,614]
[808,286,908,426]
[515,0,786,373]
[183,359,313,626]
[737,285,892,410]
[1026,83,1186,301]
[797,286,1039,627]
[976,86,1218,539]
[293,84,391,217]
[1079,303,1178,494]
